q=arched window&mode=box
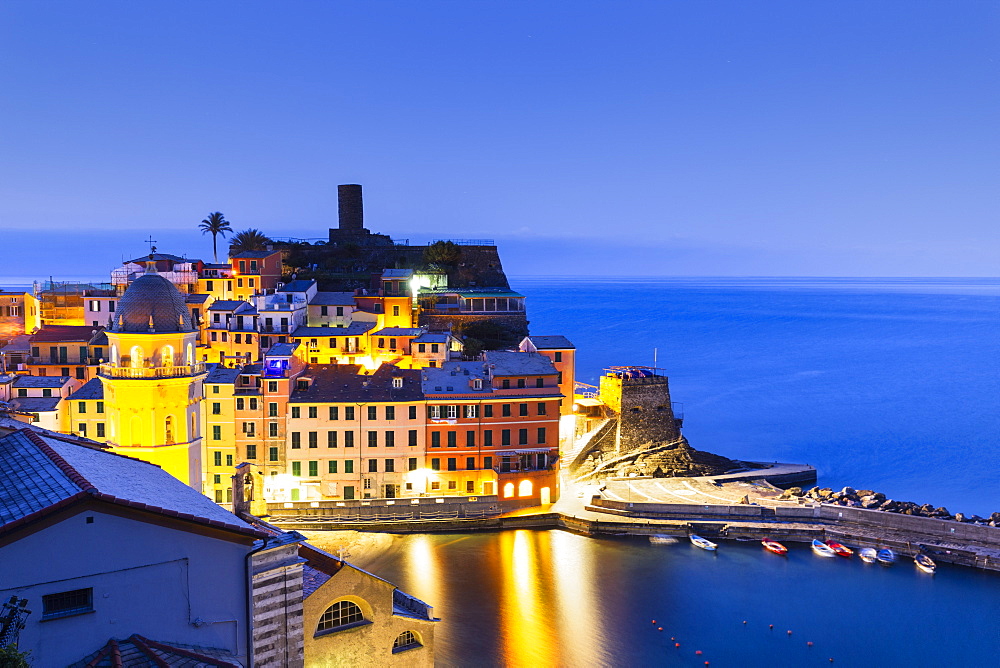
[503,482,515,498]
[186,343,194,365]
[518,479,533,497]
[164,415,174,444]
[162,345,174,367]
[392,630,422,653]
[130,346,144,369]
[110,345,118,364]
[317,600,365,634]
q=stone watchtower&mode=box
[599,367,680,455]
[327,184,393,247]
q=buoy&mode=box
[787,630,793,635]
[652,620,656,624]
[742,620,747,625]
[670,637,675,641]
[696,650,703,655]
[658,628,663,631]
[769,624,774,629]
[808,642,814,647]
[675,643,680,648]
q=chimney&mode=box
[338,184,364,232]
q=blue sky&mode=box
[0,1,997,276]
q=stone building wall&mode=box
[599,374,679,454]
[252,541,305,667]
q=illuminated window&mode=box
[519,480,533,497]
[503,482,515,498]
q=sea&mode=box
[334,276,1000,667]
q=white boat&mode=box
[811,539,837,557]
[649,534,678,545]
[690,534,717,551]
[914,554,937,574]
[859,548,878,564]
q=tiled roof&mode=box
[0,430,263,538]
[0,334,31,352]
[11,397,61,412]
[371,328,425,337]
[205,365,242,384]
[30,325,101,343]
[302,564,333,598]
[90,330,109,345]
[484,351,558,377]
[382,269,413,279]
[207,300,248,311]
[291,322,374,338]
[126,252,193,264]
[265,342,298,357]
[70,635,240,667]
[12,375,71,388]
[68,378,104,400]
[202,263,231,269]
[524,335,575,350]
[277,280,316,293]
[186,293,211,304]
[290,364,423,403]
[230,250,278,259]
[421,362,491,396]
[412,332,449,343]
[309,292,356,306]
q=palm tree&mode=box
[199,212,232,262]
[229,228,273,255]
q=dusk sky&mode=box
[1,1,997,276]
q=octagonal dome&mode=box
[113,272,194,333]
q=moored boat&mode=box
[825,540,853,558]
[877,548,896,565]
[859,547,877,563]
[811,539,837,557]
[761,538,788,555]
[690,534,718,551]
[914,553,937,574]
[649,534,678,545]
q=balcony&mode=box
[260,324,290,333]
[98,361,207,379]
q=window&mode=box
[502,379,510,389]
[446,431,456,448]
[96,401,104,414]
[431,458,440,471]
[344,485,355,499]
[554,351,562,362]
[367,406,377,420]
[292,462,302,476]
[96,423,105,438]
[466,456,475,470]
[212,426,221,441]
[392,377,403,389]
[446,405,458,419]
[363,478,372,489]
[211,402,221,415]
[328,431,338,448]
[336,306,344,316]
[345,406,355,421]
[484,456,493,470]
[431,343,439,353]
[385,406,395,420]
[464,405,477,418]
[536,378,544,388]
[211,384,219,394]
[309,460,318,477]
[501,429,511,446]
[537,427,547,444]
[247,443,257,459]
[517,379,526,388]
[214,451,222,466]
[249,398,258,410]
[447,457,457,471]
[42,389,52,398]
[368,459,378,473]
[418,344,426,353]
[431,432,441,448]
[226,454,233,466]
[344,460,354,473]
[519,428,528,445]
[77,402,86,414]
[483,430,493,447]
[408,457,418,471]
[268,402,278,417]
[308,406,318,419]
[236,398,245,410]
[344,432,355,448]
[308,431,318,448]
[329,461,338,474]
[368,432,378,447]
[502,404,511,417]
[268,381,278,393]
[448,480,457,490]
[408,429,417,446]
[428,405,441,419]
[329,406,339,420]
[431,481,440,490]
[393,630,422,653]
[538,402,547,415]
[408,405,417,419]
[519,403,528,416]
[78,423,87,436]
[269,422,278,437]
[291,432,301,449]
[42,588,93,620]
[291,407,301,418]
[466,431,475,447]
[269,447,278,462]
[385,431,395,447]
[385,459,395,473]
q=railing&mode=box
[260,324,290,333]
[428,239,495,246]
[98,362,207,379]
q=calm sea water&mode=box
[341,277,1000,667]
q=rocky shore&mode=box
[779,485,1000,527]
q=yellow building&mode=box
[98,266,207,488]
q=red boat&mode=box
[825,540,853,558]
[761,538,788,555]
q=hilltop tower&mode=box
[98,260,206,488]
[599,367,680,454]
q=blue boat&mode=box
[877,548,896,565]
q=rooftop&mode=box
[10,397,61,412]
[71,634,240,667]
[186,293,211,304]
[309,291,356,306]
[205,364,242,384]
[421,362,491,395]
[12,375,72,388]
[291,322,375,338]
[114,272,194,334]
[68,378,104,400]
[371,327,425,337]
[126,252,194,265]
[523,335,575,350]
[207,299,250,311]
[265,342,298,357]
[290,364,423,403]
[484,350,558,377]
[30,325,102,343]
[230,249,279,259]
[0,429,261,537]
[277,279,316,293]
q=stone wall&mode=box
[252,541,305,667]
[599,374,680,454]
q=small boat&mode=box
[859,548,877,564]
[649,534,678,545]
[876,548,896,565]
[914,553,937,574]
[825,540,853,558]
[690,534,718,551]
[761,538,788,555]
[811,539,837,557]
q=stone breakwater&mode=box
[779,486,1000,527]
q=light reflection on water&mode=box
[335,529,1000,668]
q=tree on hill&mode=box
[199,212,232,262]
[229,228,272,255]
[423,240,462,267]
